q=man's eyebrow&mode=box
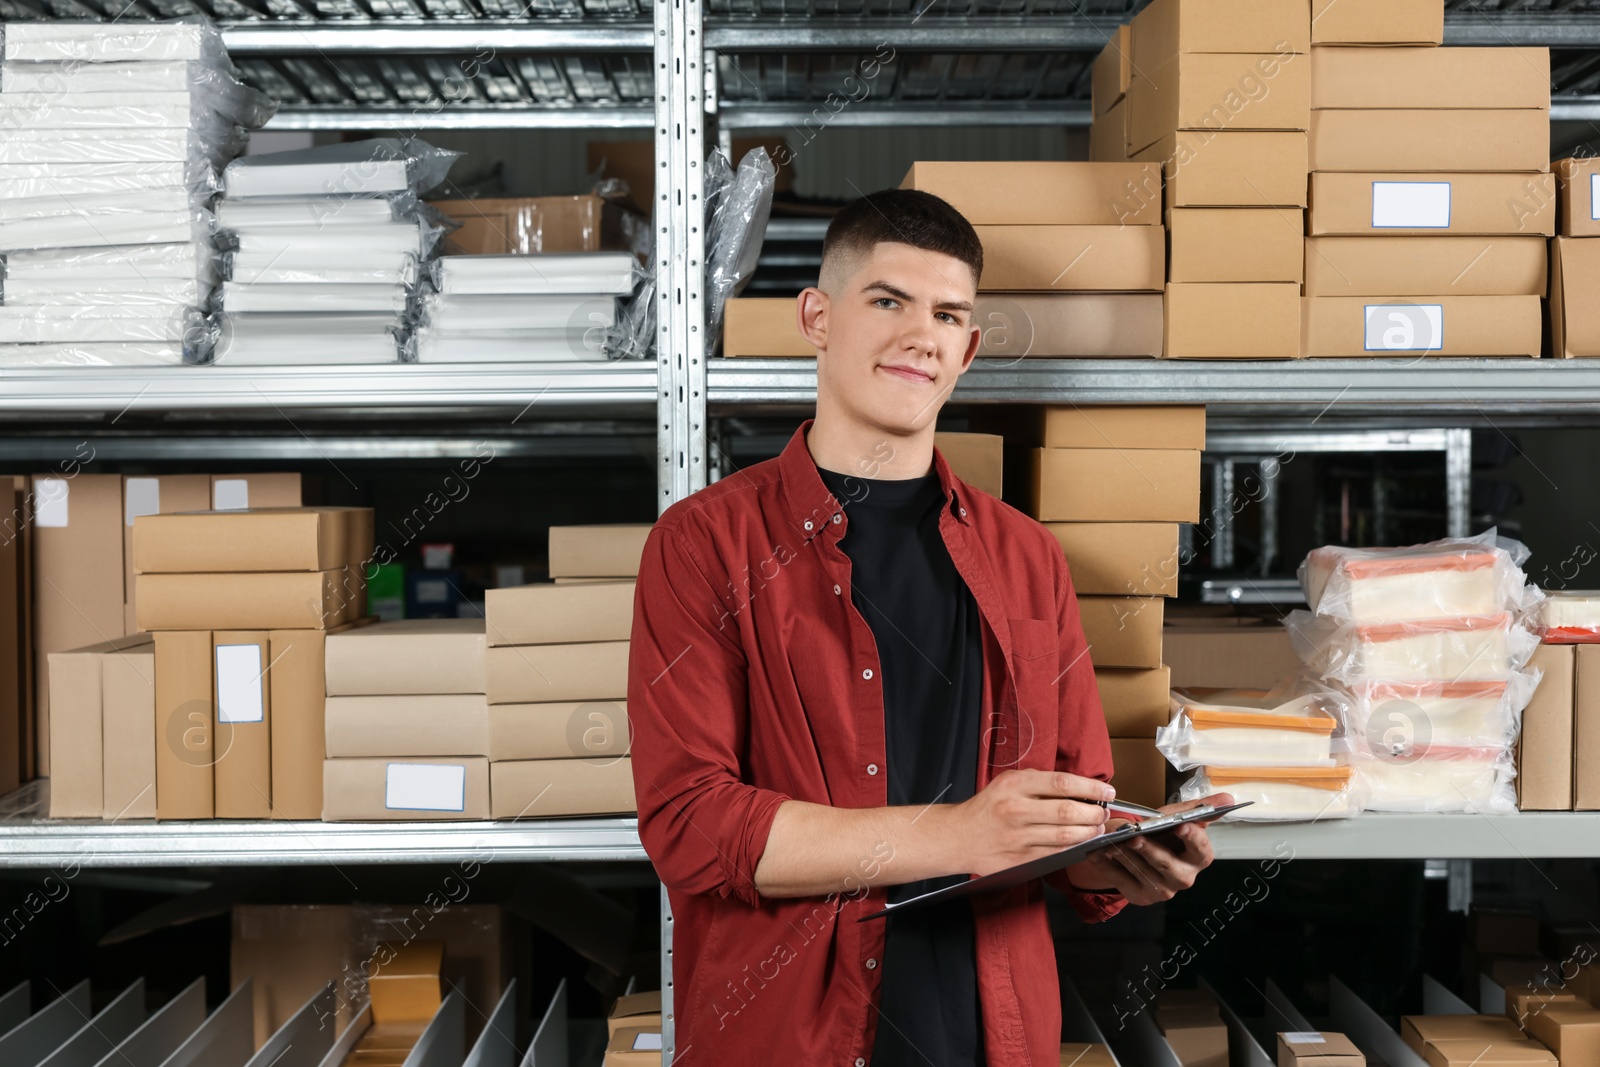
[862,281,973,314]
[933,298,973,313]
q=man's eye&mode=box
[874,297,897,308]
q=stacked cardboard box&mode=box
[1403,1015,1556,1066]
[46,634,154,818]
[1122,0,1310,359]
[132,505,370,819]
[1549,159,1600,359]
[1304,33,1551,357]
[1154,988,1229,1066]
[1088,26,1132,164]
[1276,1031,1364,1066]
[606,991,664,1067]
[322,619,490,821]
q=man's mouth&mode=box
[877,364,935,384]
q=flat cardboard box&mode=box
[971,293,1165,358]
[1310,47,1550,111]
[608,991,662,1038]
[1079,595,1165,669]
[548,524,652,579]
[975,225,1165,292]
[1301,295,1541,358]
[370,942,443,1023]
[1165,624,1299,689]
[33,472,125,777]
[1550,237,1600,359]
[1090,99,1129,162]
[324,694,490,758]
[489,701,630,761]
[154,629,214,820]
[1308,173,1557,236]
[133,507,370,574]
[1575,645,1600,809]
[1030,448,1201,523]
[325,618,486,696]
[486,581,634,646]
[137,569,352,631]
[978,405,1205,450]
[1143,130,1308,208]
[1556,158,1600,237]
[900,161,1162,226]
[213,631,272,819]
[1128,51,1311,156]
[722,297,811,358]
[321,756,490,820]
[48,635,151,818]
[1277,1031,1365,1066]
[934,432,1003,498]
[268,619,370,821]
[1524,1006,1600,1066]
[1165,283,1302,359]
[1046,523,1181,597]
[1402,1015,1526,1056]
[1092,24,1131,116]
[604,1025,664,1067]
[1423,1040,1556,1066]
[1169,207,1304,283]
[210,473,302,511]
[1158,1007,1228,1066]
[490,756,637,818]
[1312,0,1442,45]
[1303,237,1547,297]
[102,643,156,820]
[1309,110,1551,173]
[1507,990,1581,1028]
[120,474,209,635]
[1132,0,1310,59]
[485,641,630,704]
[427,195,625,255]
[1098,666,1173,736]
[1520,645,1575,811]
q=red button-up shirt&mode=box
[629,422,1126,1067]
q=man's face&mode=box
[799,240,981,437]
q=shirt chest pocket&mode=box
[1007,616,1060,720]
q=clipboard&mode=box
[855,801,1252,922]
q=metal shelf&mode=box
[223,22,652,51]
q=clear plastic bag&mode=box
[0,207,215,252]
[1178,765,1362,821]
[419,292,617,333]
[0,303,203,343]
[2,277,211,307]
[1351,745,1515,814]
[0,340,185,366]
[1286,609,1539,684]
[429,252,637,296]
[0,160,217,200]
[1344,671,1538,752]
[0,187,195,223]
[0,68,275,129]
[604,272,654,361]
[217,281,410,315]
[1157,684,1346,770]
[1299,529,1536,623]
[222,137,461,199]
[6,242,217,281]
[216,194,409,231]
[1537,590,1600,643]
[705,144,775,354]
[2,18,223,64]
[232,220,442,259]
[224,255,417,287]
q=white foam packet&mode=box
[0,303,205,343]
[1299,529,1538,623]
[0,160,217,200]
[0,341,186,366]
[1351,744,1516,814]
[0,126,249,167]
[0,187,195,223]
[1537,590,1600,643]
[418,291,618,333]
[0,207,216,252]
[217,281,411,315]
[5,242,218,281]
[410,327,612,364]
[1,18,224,65]
[1343,670,1539,751]
[215,193,414,231]
[1178,765,1363,821]
[222,137,460,199]
[1,277,212,307]
[1157,681,1351,771]
[0,66,275,128]
[1285,609,1539,685]
[428,252,640,296]
[224,255,418,287]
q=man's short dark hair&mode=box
[819,188,983,289]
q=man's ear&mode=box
[957,318,981,374]
[797,287,829,352]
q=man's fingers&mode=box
[1020,770,1115,802]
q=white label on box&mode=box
[125,477,160,527]
[215,644,264,724]
[1591,173,1599,220]
[1364,303,1444,352]
[631,1033,664,1052]
[213,478,249,510]
[1283,1033,1326,1045]
[414,578,449,602]
[34,477,68,527]
[385,763,466,812]
[1371,181,1451,228]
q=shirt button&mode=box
[832,513,842,524]
[833,584,842,595]
[856,1059,866,1067]
[960,507,967,517]
[867,764,879,776]
[862,668,873,680]
[804,520,814,531]
[865,957,877,970]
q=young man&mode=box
[629,189,1229,1067]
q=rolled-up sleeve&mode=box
[628,522,790,908]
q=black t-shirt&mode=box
[817,466,987,1067]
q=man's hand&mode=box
[1064,793,1232,905]
[954,769,1112,877]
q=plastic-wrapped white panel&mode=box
[0,341,186,366]
[414,330,600,363]
[215,331,399,365]
[0,160,215,200]
[3,21,217,63]
[219,281,409,314]
[6,241,215,279]
[422,294,616,333]
[0,188,194,223]
[433,252,636,296]
[0,208,211,251]
[223,138,459,198]
[216,196,397,229]
[2,278,210,306]
[234,221,431,258]
[0,304,199,343]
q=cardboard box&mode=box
[1165,624,1299,689]
[121,474,209,634]
[1303,237,1547,297]
[1310,47,1550,111]
[427,195,625,255]
[325,618,485,697]
[489,701,630,761]
[1079,595,1165,669]
[213,630,272,819]
[33,472,125,777]
[154,629,214,820]
[971,293,1165,358]
[604,1025,664,1067]
[1312,0,1441,45]
[322,756,490,821]
[1092,24,1131,116]
[1277,1031,1365,1066]
[1309,110,1550,173]
[1090,99,1129,163]
[975,225,1165,292]
[1157,1004,1228,1067]
[901,161,1162,226]
[267,620,369,821]
[486,641,630,704]
[370,942,442,1023]
[102,643,155,820]
[47,635,152,818]
[137,569,353,631]
[979,405,1206,450]
[722,297,812,358]
[549,524,652,579]
[1030,449,1201,522]
[1402,1015,1527,1056]
[1520,645,1575,811]
[1308,173,1557,236]
[1165,282,1302,359]
[1525,1006,1600,1066]
[1301,295,1541,358]
[1549,237,1600,359]
[934,432,1003,498]
[134,507,371,574]
[1132,0,1310,59]
[1556,158,1600,237]
[1047,523,1181,597]
[1143,130,1308,207]
[1128,51,1310,156]
[1169,207,1304,283]
[210,473,301,511]
[609,990,662,1037]
[1098,666,1173,736]
[491,756,637,818]
[486,581,634,646]
[1508,991,1581,1029]
[324,694,490,758]
[1575,645,1600,809]
[1423,1039,1556,1066]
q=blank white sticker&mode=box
[125,477,160,527]
[215,644,264,724]
[34,477,68,528]
[1284,1033,1326,1045]
[1371,181,1451,228]
[414,578,449,602]
[385,763,466,812]
[1364,303,1444,352]
[631,1033,664,1052]
[213,478,249,510]
[1592,173,1599,220]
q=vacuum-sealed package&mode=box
[225,255,419,287]
[0,90,272,130]
[1538,590,1600,643]
[215,329,400,365]
[0,127,247,167]
[232,220,441,259]
[418,292,618,333]
[226,247,419,279]
[411,328,606,363]
[0,303,203,343]
[222,138,460,199]
[430,252,637,296]
[0,207,213,252]
[0,160,217,201]
[217,281,411,315]
[2,19,223,63]
[1,277,211,307]
[4,57,234,93]
[215,195,406,230]
[1345,672,1537,750]
[1299,530,1535,624]
[1179,765,1360,821]
[0,340,186,366]
[1287,610,1538,684]
[5,242,217,280]
[1352,745,1515,814]
[1158,687,1343,770]
[0,187,195,222]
